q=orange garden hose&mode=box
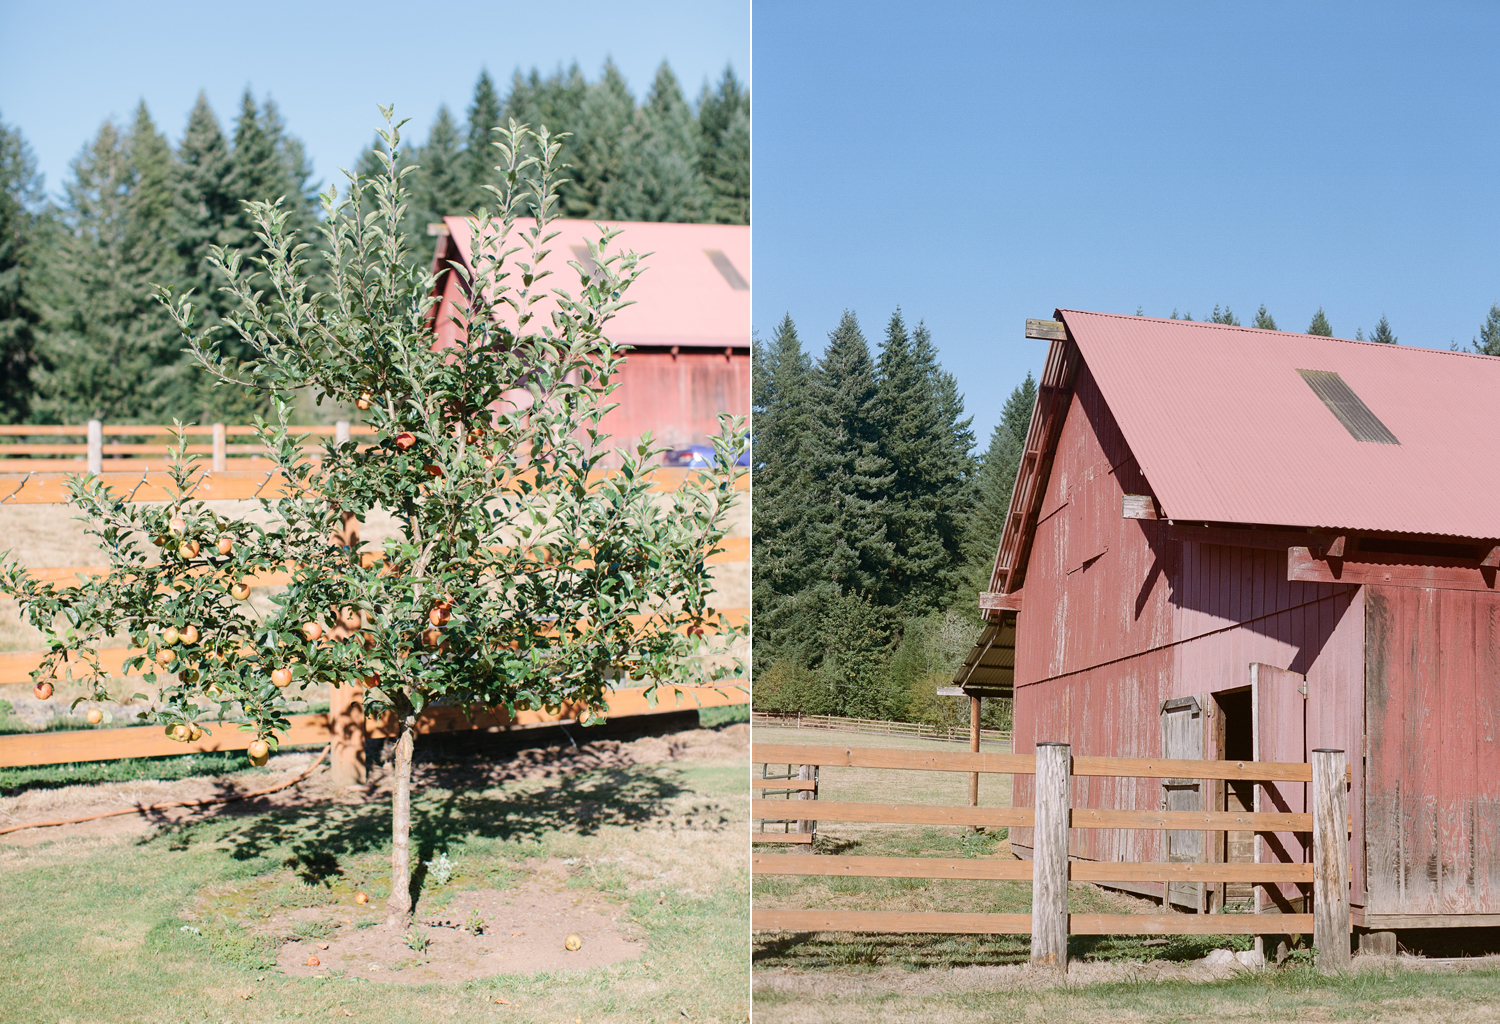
[0,743,331,836]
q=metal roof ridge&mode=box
[1054,308,1500,361]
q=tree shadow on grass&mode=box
[165,762,687,902]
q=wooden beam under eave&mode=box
[980,591,1023,613]
[1288,546,1500,594]
[1483,545,1500,568]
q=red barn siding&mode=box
[1011,364,1368,904]
[1365,585,1500,915]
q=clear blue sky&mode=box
[752,1,1500,447]
[1,0,748,196]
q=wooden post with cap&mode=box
[1031,741,1071,973]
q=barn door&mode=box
[1161,696,1205,911]
[1252,663,1309,913]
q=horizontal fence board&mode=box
[753,910,1033,934]
[0,684,746,767]
[754,854,1030,880]
[1072,755,1312,782]
[1068,914,1314,935]
[0,613,748,686]
[751,910,1316,936]
[751,798,1030,828]
[0,467,752,505]
[752,833,814,844]
[21,538,749,593]
[753,744,1035,775]
[753,778,818,791]
[1073,808,1313,831]
[752,854,1314,884]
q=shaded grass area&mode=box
[753,960,1500,1024]
[754,826,1258,970]
[0,757,747,1023]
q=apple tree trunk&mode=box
[385,711,416,927]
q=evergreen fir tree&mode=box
[1209,304,1240,325]
[875,311,975,617]
[175,93,235,318]
[32,120,174,421]
[502,64,587,214]
[0,115,42,423]
[1307,308,1333,336]
[751,313,816,665]
[1370,315,1396,344]
[603,62,709,222]
[1474,304,1500,356]
[1253,304,1277,330]
[697,66,749,224]
[463,71,503,211]
[568,61,636,218]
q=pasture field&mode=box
[0,720,750,1024]
[751,726,1500,1022]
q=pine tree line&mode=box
[752,308,1030,725]
[0,60,747,425]
[1162,303,1401,342]
[362,61,748,257]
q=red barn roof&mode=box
[433,217,749,351]
[1051,310,1500,539]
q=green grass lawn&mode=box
[0,751,748,1024]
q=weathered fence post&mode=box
[1312,748,1351,972]
[86,420,102,475]
[969,695,981,810]
[211,423,226,473]
[329,682,368,786]
[796,764,818,854]
[1031,741,1070,972]
[335,419,351,446]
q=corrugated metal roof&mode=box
[442,217,749,349]
[1059,309,1500,539]
[952,615,1016,697]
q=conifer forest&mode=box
[0,61,748,426]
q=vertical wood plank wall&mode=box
[1365,585,1500,915]
[1011,366,1367,905]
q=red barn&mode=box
[958,310,1500,948]
[428,217,750,462]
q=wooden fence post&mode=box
[86,420,102,475]
[1031,741,1070,972]
[969,696,981,811]
[796,764,818,854]
[1312,748,1350,972]
[212,423,226,473]
[329,683,368,787]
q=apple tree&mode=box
[0,110,747,926]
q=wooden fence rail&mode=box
[751,710,1011,745]
[750,741,1352,974]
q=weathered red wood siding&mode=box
[604,350,751,452]
[1365,585,1500,915]
[1011,364,1367,903]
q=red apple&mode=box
[86,708,103,724]
[271,667,293,688]
[217,537,234,556]
[157,648,177,666]
[422,627,443,647]
[171,723,191,742]
[355,892,369,905]
[230,581,251,600]
[181,625,200,645]
[302,621,324,641]
[394,432,417,451]
[178,539,200,559]
[423,463,444,478]
[33,681,52,700]
[168,516,186,535]
[247,739,270,765]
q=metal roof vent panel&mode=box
[704,249,749,290]
[1296,368,1400,445]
